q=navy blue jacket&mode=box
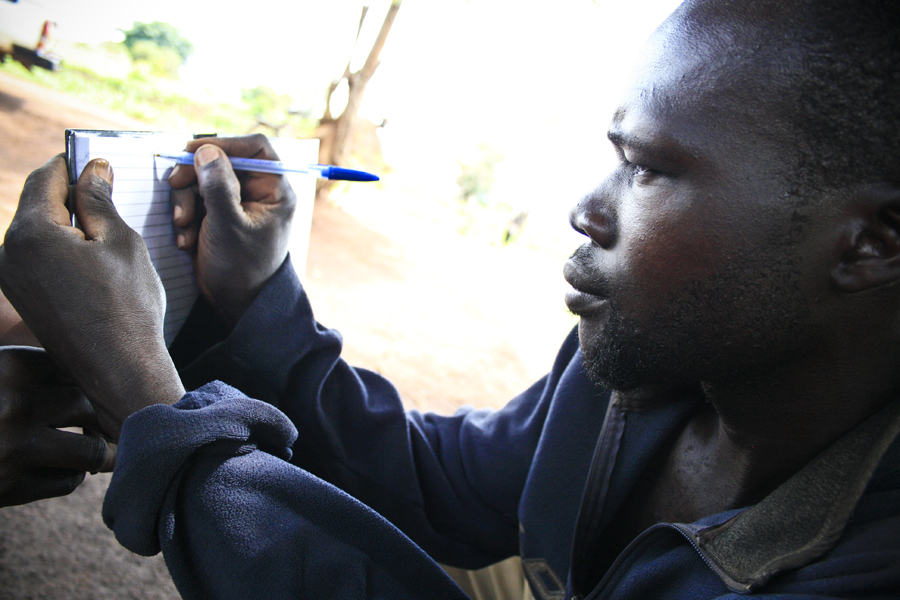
[103,260,900,599]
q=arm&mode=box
[162,135,576,566]
[0,150,468,597]
[175,259,581,567]
[0,236,114,507]
[104,382,469,600]
[0,155,184,439]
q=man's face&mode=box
[564,14,832,391]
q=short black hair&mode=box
[682,0,900,192]
[790,0,900,190]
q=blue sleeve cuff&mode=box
[102,381,297,556]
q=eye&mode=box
[620,156,656,180]
[629,162,652,177]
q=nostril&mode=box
[570,202,616,249]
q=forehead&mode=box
[610,12,795,171]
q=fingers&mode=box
[171,185,201,251]
[0,469,86,507]
[167,133,282,190]
[28,428,116,473]
[191,144,244,222]
[188,133,281,161]
[72,159,122,241]
[0,346,106,433]
[0,346,72,387]
[43,385,104,430]
[10,154,73,229]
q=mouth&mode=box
[564,287,608,316]
[563,252,610,316]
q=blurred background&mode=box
[0,1,681,598]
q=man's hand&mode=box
[168,134,297,328]
[0,155,185,439]
[0,286,40,347]
[0,346,115,507]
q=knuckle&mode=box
[86,438,110,471]
[279,184,298,213]
[247,133,269,147]
[79,178,113,207]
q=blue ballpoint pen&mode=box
[154,151,379,182]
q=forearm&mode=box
[172,258,565,565]
[103,382,467,600]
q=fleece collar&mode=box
[683,396,900,592]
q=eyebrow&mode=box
[607,127,697,166]
[607,129,653,153]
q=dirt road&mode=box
[0,72,575,598]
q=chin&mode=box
[578,319,650,391]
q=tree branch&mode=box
[359,1,402,80]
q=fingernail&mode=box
[173,204,183,222]
[92,159,113,185]
[195,145,218,167]
[176,234,186,249]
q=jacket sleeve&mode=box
[170,257,581,568]
[102,381,470,600]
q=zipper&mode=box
[580,523,752,600]
[568,394,626,593]
[667,523,752,593]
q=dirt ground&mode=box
[0,72,575,598]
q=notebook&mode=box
[65,129,319,347]
[66,129,203,347]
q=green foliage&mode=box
[241,85,294,127]
[456,144,504,206]
[0,53,316,135]
[128,40,184,79]
[120,21,194,65]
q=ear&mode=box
[832,183,900,293]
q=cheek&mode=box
[616,199,729,299]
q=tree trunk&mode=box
[316,1,401,200]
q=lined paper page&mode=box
[68,131,198,347]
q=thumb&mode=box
[73,159,124,241]
[193,144,242,219]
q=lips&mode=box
[563,251,610,316]
[564,288,608,315]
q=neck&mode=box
[697,348,900,502]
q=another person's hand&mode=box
[0,346,115,507]
[0,155,185,440]
[168,134,297,328]
[0,286,40,347]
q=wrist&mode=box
[87,349,185,440]
[202,271,276,330]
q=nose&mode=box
[569,184,617,249]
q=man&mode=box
[1,0,898,598]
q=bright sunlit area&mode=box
[1,0,682,255]
[0,0,685,409]
[0,5,685,595]
[0,0,684,405]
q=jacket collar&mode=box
[686,396,900,592]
